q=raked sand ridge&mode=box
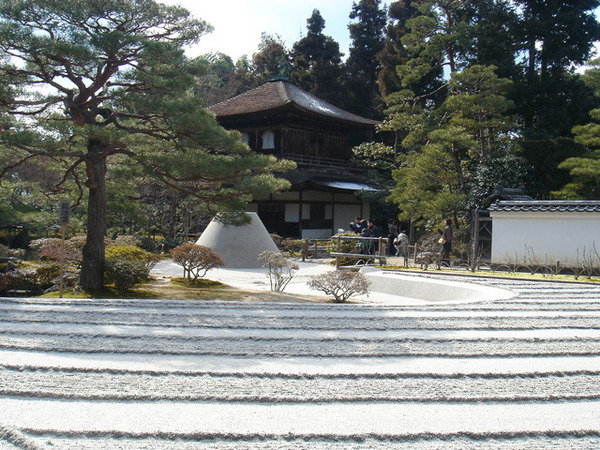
[1,269,600,448]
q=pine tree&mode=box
[0,0,294,291]
[377,0,421,99]
[388,66,518,225]
[344,0,387,118]
[252,33,290,84]
[289,9,344,105]
[553,59,600,199]
[514,0,600,137]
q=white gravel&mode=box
[1,262,600,448]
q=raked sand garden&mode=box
[1,261,600,448]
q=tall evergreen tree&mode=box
[251,33,290,84]
[554,59,600,199]
[388,65,518,225]
[381,1,529,225]
[459,0,520,80]
[289,9,344,105]
[193,52,244,106]
[507,0,600,198]
[377,0,421,99]
[344,0,387,118]
[380,0,466,155]
[514,0,600,137]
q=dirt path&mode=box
[144,274,328,303]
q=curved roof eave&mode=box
[208,80,380,128]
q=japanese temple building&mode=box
[208,78,380,238]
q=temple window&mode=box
[262,130,275,149]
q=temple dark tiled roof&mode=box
[208,79,379,127]
[489,200,600,213]
[483,187,533,205]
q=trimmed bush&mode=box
[34,262,61,288]
[0,244,24,259]
[308,270,370,302]
[104,245,158,291]
[29,238,81,263]
[104,258,151,291]
[170,243,224,280]
[106,235,143,249]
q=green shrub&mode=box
[157,237,183,252]
[68,235,88,249]
[104,245,158,291]
[31,261,79,292]
[34,262,61,288]
[104,258,151,291]
[269,234,304,254]
[327,233,360,265]
[105,245,157,266]
[106,235,143,248]
[280,238,305,254]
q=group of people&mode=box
[349,216,380,255]
[348,216,453,266]
[349,216,409,257]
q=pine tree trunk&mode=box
[80,141,107,292]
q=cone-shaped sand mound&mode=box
[196,212,279,268]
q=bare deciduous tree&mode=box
[171,243,224,280]
[258,251,298,292]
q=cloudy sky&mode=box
[159,0,383,61]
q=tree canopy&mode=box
[2,0,600,265]
[378,0,600,227]
[0,0,293,290]
[290,9,345,105]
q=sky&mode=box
[158,1,600,69]
[159,0,381,61]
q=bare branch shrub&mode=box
[170,243,224,280]
[308,270,370,302]
[29,238,82,263]
[258,251,299,292]
[574,243,600,279]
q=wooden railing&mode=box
[329,235,388,268]
[301,239,330,260]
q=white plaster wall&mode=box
[333,204,362,234]
[490,211,600,266]
[332,201,370,234]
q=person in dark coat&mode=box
[350,216,366,234]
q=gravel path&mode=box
[1,274,600,448]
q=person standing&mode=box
[394,230,409,257]
[365,219,380,237]
[361,219,380,255]
[387,219,399,256]
[438,218,453,267]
